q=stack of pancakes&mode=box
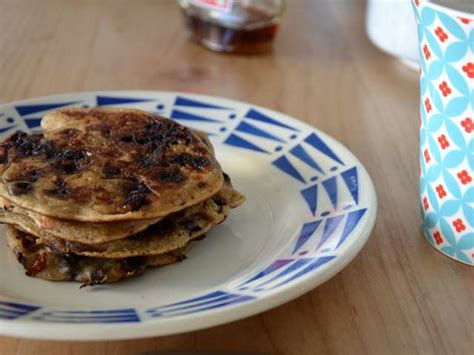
[0,108,244,285]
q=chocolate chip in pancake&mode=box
[6,225,195,286]
[0,198,160,244]
[0,108,224,222]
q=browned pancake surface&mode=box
[0,197,160,244]
[0,174,244,250]
[6,225,194,285]
[0,108,223,221]
[3,183,244,258]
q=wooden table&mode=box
[0,0,472,354]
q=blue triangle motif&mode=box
[174,96,229,110]
[293,219,322,253]
[336,209,367,248]
[270,256,336,290]
[322,176,338,209]
[239,259,293,287]
[24,118,42,129]
[0,125,16,134]
[224,133,269,153]
[316,214,345,251]
[0,301,40,312]
[15,101,79,116]
[290,144,324,174]
[0,301,41,320]
[304,133,344,165]
[245,109,299,132]
[300,184,318,215]
[96,96,155,106]
[235,121,286,143]
[150,295,254,315]
[171,109,223,123]
[272,155,305,183]
[253,258,313,289]
[341,167,359,204]
[151,291,227,309]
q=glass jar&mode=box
[178,0,285,54]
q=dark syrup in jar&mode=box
[181,1,283,54]
[184,15,279,54]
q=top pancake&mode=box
[0,108,224,221]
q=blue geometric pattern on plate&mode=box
[0,301,40,320]
[147,291,255,318]
[32,309,140,323]
[175,96,231,110]
[15,101,80,116]
[238,256,336,292]
[96,95,155,106]
[0,92,371,323]
[23,118,42,129]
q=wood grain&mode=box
[0,0,472,354]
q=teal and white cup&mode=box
[413,0,474,265]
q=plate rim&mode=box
[0,90,377,340]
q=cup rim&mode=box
[419,0,474,20]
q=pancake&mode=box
[0,198,160,244]
[0,108,223,222]
[3,182,244,258]
[0,174,244,250]
[6,225,195,285]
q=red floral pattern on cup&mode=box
[461,118,473,133]
[425,98,432,113]
[439,81,451,97]
[436,185,446,198]
[452,219,466,233]
[423,196,429,210]
[457,170,472,185]
[415,1,474,266]
[462,62,474,78]
[424,149,430,163]
[438,134,449,149]
[423,45,431,60]
[435,27,448,42]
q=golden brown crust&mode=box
[0,176,244,249]
[1,107,246,285]
[0,197,160,244]
[6,225,194,285]
[1,178,244,258]
[3,189,236,258]
[0,108,223,221]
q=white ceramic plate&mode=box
[0,91,376,340]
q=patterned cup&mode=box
[412,1,473,265]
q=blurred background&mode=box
[0,0,421,154]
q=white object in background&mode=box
[366,0,419,68]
